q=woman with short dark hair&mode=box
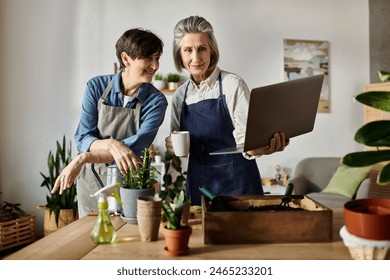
[53,28,168,217]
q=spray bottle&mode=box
[90,182,121,244]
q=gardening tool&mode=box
[199,186,231,211]
[280,183,294,207]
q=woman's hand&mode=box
[106,139,141,176]
[246,132,290,157]
[52,153,87,195]
[165,135,174,155]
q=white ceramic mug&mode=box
[171,131,190,157]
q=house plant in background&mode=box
[0,198,36,251]
[152,72,165,90]
[341,88,390,259]
[166,73,181,90]
[119,148,158,224]
[161,190,192,256]
[38,135,78,236]
[161,153,187,200]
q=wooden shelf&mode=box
[160,89,175,94]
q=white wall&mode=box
[0,0,369,236]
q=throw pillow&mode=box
[321,164,372,198]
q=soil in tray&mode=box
[244,205,306,212]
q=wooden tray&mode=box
[201,195,332,244]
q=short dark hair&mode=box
[116,28,164,69]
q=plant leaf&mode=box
[342,150,390,167]
[378,162,390,185]
[354,121,390,147]
[355,91,390,112]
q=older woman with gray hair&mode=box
[165,16,289,205]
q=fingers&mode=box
[165,136,174,155]
[52,174,74,195]
[263,132,290,155]
[116,152,141,176]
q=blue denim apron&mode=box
[180,73,262,205]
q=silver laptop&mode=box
[210,74,325,155]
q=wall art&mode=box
[284,39,330,113]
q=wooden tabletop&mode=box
[4,208,351,260]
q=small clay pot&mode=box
[162,226,192,256]
[344,198,390,240]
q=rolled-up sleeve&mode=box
[74,80,102,152]
[122,92,168,156]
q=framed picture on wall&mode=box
[283,39,330,113]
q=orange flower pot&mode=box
[162,226,192,256]
[344,198,390,240]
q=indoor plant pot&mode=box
[166,73,181,91]
[120,148,158,224]
[39,135,78,235]
[344,198,390,240]
[152,73,165,90]
[161,190,191,256]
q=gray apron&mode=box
[77,80,141,217]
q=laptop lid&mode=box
[210,74,324,155]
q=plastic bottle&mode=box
[90,183,120,244]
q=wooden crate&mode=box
[202,195,332,244]
[0,215,36,251]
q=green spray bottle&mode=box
[90,183,121,244]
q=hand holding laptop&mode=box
[246,132,290,157]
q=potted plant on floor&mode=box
[166,73,181,91]
[341,86,390,259]
[38,135,78,235]
[119,148,158,224]
[161,190,192,256]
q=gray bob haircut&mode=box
[173,16,219,72]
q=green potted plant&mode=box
[119,148,158,223]
[152,72,165,90]
[161,190,192,256]
[166,73,182,90]
[341,85,390,259]
[160,153,187,200]
[342,90,390,184]
[39,135,78,235]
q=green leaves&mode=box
[342,90,390,185]
[354,121,390,147]
[355,91,390,112]
[40,135,78,226]
[121,148,159,189]
[162,190,190,230]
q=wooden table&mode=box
[4,208,351,260]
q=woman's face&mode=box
[180,32,211,83]
[124,52,160,84]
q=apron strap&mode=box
[91,163,105,188]
[101,80,114,102]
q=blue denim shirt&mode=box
[74,71,168,157]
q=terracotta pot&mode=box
[344,198,390,240]
[162,226,192,256]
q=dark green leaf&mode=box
[342,150,390,167]
[354,121,390,147]
[378,163,390,184]
[355,91,390,112]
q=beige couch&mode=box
[288,157,371,209]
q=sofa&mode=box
[287,157,371,209]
